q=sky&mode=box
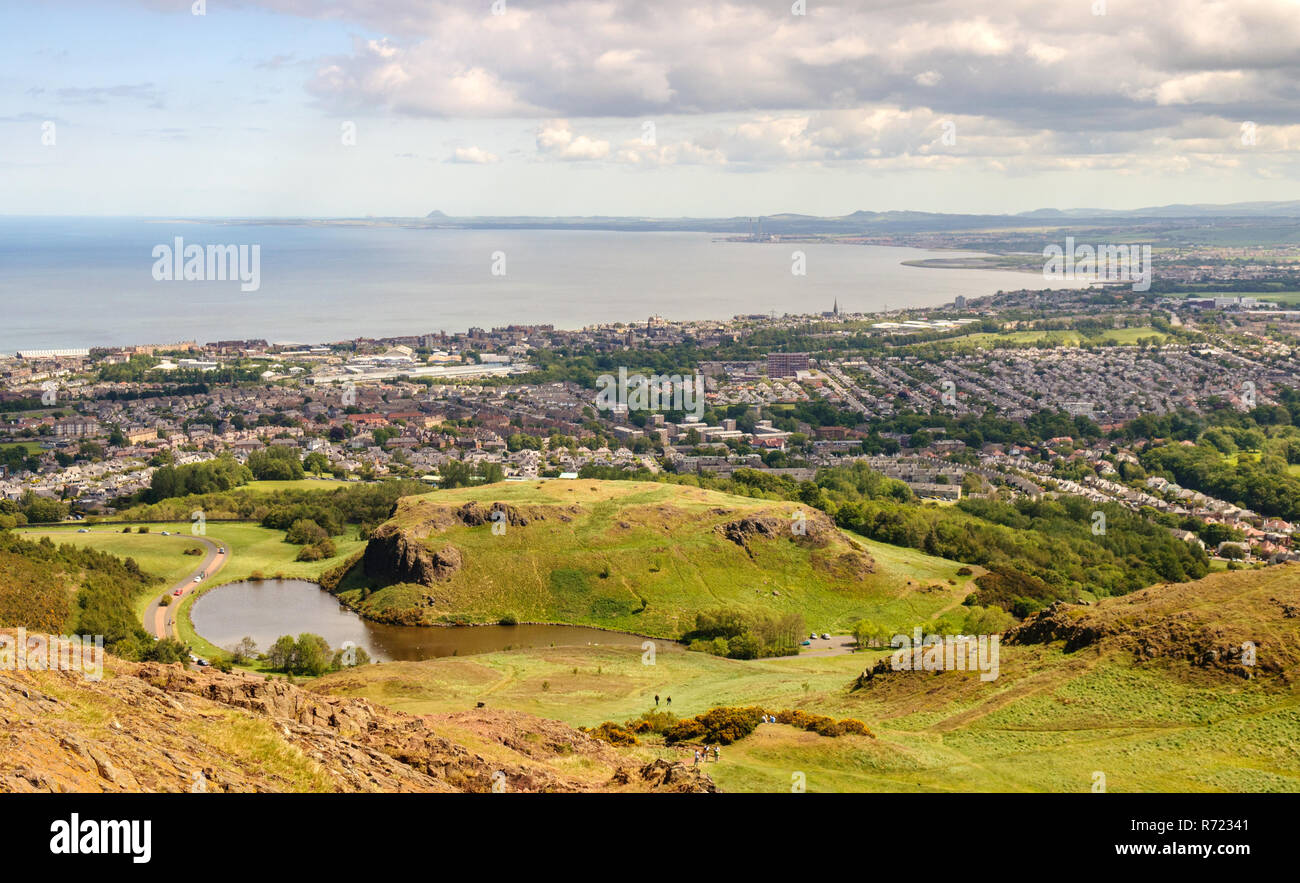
[3,0,1300,217]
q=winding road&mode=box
[141,534,228,641]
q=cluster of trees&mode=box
[438,460,504,488]
[835,496,1207,614]
[0,493,71,527]
[145,455,250,502]
[1142,440,1300,521]
[284,518,337,561]
[264,632,370,676]
[684,607,806,659]
[853,604,1013,648]
[118,478,429,538]
[246,446,305,481]
[0,531,183,661]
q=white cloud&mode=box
[449,146,500,164]
[536,120,610,160]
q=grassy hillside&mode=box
[315,564,1300,792]
[0,644,711,793]
[332,479,976,637]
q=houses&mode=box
[54,416,101,439]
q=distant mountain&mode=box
[418,200,1300,234]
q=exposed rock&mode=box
[362,524,461,586]
[0,653,708,793]
[636,758,718,793]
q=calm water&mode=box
[0,217,1059,351]
[190,578,649,662]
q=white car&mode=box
[193,576,201,583]
[821,633,831,641]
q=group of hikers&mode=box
[693,745,720,765]
[653,694,720,766]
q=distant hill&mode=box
[412,200,1300,234]
[326,479,974,637]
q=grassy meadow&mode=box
[335,479,977,636]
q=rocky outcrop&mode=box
[715,509,873,577]
[716,509,838,549]
[1003,570,1300,681]
[0,654,714,793]
[362,524,461,586]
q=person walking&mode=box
[654,694,660,707]
[666,696,672,707]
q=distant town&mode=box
[5,281,1300,565]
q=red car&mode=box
[172,588,183,596]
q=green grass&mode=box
[316,635,1300,793]
[232,478,354,493]
[18,521,366,661]
[16,526,206,620]
[337,479,977,636]
[314,563,1300,792]
[940,326,1167,350]
[1181,290,1300,305]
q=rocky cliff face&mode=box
[0,653,715,794]
[360,502,574,587]
[362,523,462,586]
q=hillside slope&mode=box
[316,565,1300,792]
[329,480,972,637]
[0,645,713,793]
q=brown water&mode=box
[190,579,651,662]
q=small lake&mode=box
[190,579,650,662]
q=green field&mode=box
[20,521,366,660]
[335,479,978,636]
[941,326,1167,350]
[1181,290,1300,305]
[316,564,1300,792]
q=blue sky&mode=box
[4,0,1300,217]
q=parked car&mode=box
[76,528,89,533]
[193,576,201,583]
[160,531,170,536]
[821,633,831,641]
[172,588,183,596]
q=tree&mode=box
[285,518,328,545]
[229,636,258,664]
[292,633,332,676]
[247,446,305,481]
[267,635,297,671]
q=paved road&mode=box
[140,534,228,640]
[797,634,858,658]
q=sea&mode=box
[0,217,1059,352]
